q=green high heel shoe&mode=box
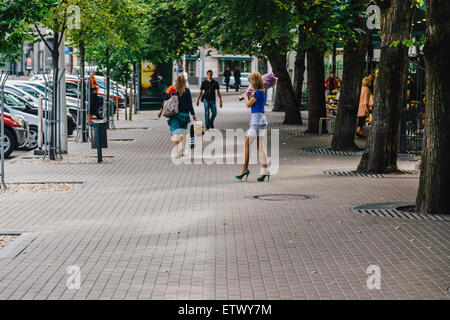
[257,171,271,182]
[235,170,250,181]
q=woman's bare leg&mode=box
[241,136,250,173]
[172,134,180,155]
[179,135,185,155]
[258,135,268,174]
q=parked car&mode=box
[3,104,38,150]
[221,72,250,88]
[7,81,79,124]
[3,89,76,137]
[65,76,125,105]
[1,113,28,158]
[3,84,38,105]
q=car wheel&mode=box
[2,128,17,158]
[23,126,39,150]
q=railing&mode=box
[399,60,426,154]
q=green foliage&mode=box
[0,1,34,60]
[192,0,297,56]
[78,0,200,82]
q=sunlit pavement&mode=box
[0,93,448,300]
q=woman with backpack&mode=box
[158,75,197,157]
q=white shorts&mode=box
[248,113,268,137]
[248,127,267,137]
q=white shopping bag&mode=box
[193,121,204,136]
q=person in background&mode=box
[158,75,197,157]
[406,76,416,102]
[196,70,223,130]
[233,66,241,92]
[182,68,190,88]
[236,72,270,182]
[356,77,372,138]
[224,67,232,92]
[324,71,342,99]
[89,71,101,122]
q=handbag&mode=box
[162,94,179,118]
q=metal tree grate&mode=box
[285,132,327,137]
[109,138,134,142]
[114,127,150,130]
[324,170,419,178]
[352,203,450,221]
[247,193,317,201]
[300,147,364,156]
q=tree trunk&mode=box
[332,0,370,151]
[357,0,415,173]
[306,48,326,133]
[271,53,286,112]
[293,33,306,109]
[79,41,87,142]
[273,82,285,112]
[416,0,450,215]
[268,53,302,124]
[49,32,59,160]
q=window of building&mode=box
[218,58,252,75]
[185,60,197,77]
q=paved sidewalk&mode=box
[0,93,448,300]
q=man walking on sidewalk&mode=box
[224,67,231,92]
[196,70,223,130]
[233,66,241,92]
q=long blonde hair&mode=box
[248,72,264,91]
[175,74,187,96]
[362,77,372,88]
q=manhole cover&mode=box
[324,170,419,178]
[248,193,317,201]
[352,202,450,221]
[300,147,363,156]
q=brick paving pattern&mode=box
[0,92,448,300]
